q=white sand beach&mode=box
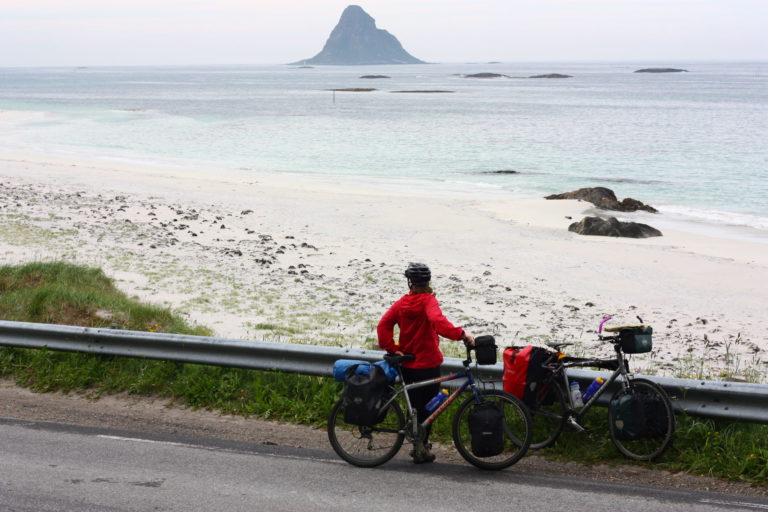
[1,151,766,381]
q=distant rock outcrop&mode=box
[360,75,390,79]
[545,187,658,213]
[569,216,662,238]
[482,169,518,174]
[464,72,509,79]
[634,68,688,73]
[293,5,424,65]
[529,73,572,79]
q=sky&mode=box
[0,0,766,67]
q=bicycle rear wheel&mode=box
[608,378,675,461]
[327,397,405,467]
[528,381,568,450]
[451,390,532,470]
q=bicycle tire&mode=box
[451,390,532,470]
[608,378,675,461]
[327,397,405,468]
[528,381,568,450]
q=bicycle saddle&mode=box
[383,354,415,365]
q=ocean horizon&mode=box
[1,62,766,241]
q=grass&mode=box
[0,261,208,334]
[530,405,767,485]
[0,261,766,486]
[0,261,336,425]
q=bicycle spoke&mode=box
[328,399,405,467]
[451,390,532,470]
[608,378,675,461]
[528,382,567,450]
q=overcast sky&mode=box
[1,0,765,67]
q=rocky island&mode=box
[634,68,688,73]
[292,5,425,65]
[529,73,572,79]
[464,72,509,79]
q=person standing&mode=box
[377,262,474,463]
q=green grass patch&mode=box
[0,261,338,425]
[527,403,768,485]
[0,261,209,334]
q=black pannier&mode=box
[474,335,498,365]
[342,363,390,426]
[619,326,653,354]
[610,387,668,440]
[468,402,505,457]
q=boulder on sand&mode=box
[545,187,657,213]
[568,216,662,238]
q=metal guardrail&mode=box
[0,320,766,424]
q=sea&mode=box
[1,62,766,241]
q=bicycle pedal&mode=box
[567,417,586,433]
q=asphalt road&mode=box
[1,417,767,512]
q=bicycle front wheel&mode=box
[451,390,532,470]
[608,378,675,461]
[327,398,405,467]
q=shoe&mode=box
[410,443,436,464]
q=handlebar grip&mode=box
[598,316,612,334]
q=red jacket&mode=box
[377,293,465,369]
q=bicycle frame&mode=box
[552,340,632,420]
[381,366,482,439]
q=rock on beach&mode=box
[545,187,658,213]
[568,216,663,238]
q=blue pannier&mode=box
[332,359,397,382]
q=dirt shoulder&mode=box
[1,380,764,498]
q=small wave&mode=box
[584,176,671,185]
[0,110,48,122]
[501,168,669,184]
[661,204,768,232]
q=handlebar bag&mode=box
[474,335,498,365]
[619,326,653,354]
[468,401,504,457]
[342,363,390,426]
[502,346,555,405]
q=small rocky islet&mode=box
[634,68,688,73]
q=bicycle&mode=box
[524,316,675,461]
[327,346,533,470]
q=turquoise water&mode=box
[1,62,767,233]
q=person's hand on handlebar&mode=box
[462,334,475,347]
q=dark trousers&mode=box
[401,366,441,442]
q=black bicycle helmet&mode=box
[404,262,431,286]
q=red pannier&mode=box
[502,346,554,405]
